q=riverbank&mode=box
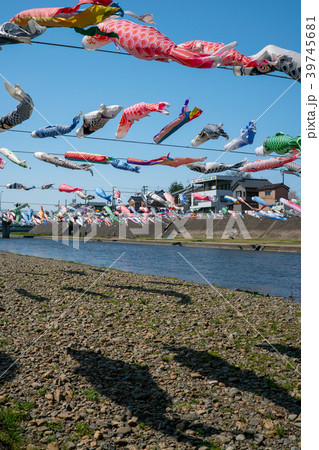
[0,252,301,449]
[10,234,301,253]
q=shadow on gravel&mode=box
[62,287,111,300]
[15,288,49,303]
[0,352,18,387]
[16,271,48,277]
[167,346,301,415]
[146,280,195,288]
[256,344,301,360]
[63,269,88,276]
[67,348,220,447]
[102,283,192,305]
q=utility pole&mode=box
[112,186,115,211]
[0,191,3,212]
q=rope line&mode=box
[32,41,295,81]
[7,129,301,161]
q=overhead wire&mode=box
[32,40,295,81]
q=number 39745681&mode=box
[306,19,316,78]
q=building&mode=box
[231,179,290,211]
[258,183,290,204]
[190,174,236,213]
[127,195,144,210]
[231,178,270,210]
[84,201,107,211]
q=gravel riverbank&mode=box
[0,252,301,450]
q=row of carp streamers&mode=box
[0,1,301,216]
[0,82,301,175]
[1,190,301,228]
[0,1,301,169]
[1,1,301,80]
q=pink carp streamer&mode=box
[239,149,300,173]
[115,190,122,203]
[164,192,179,209]
[116,102,170,139]
[280,198,301,214]
[59,184,83,193]
[177,41,274,67]
[0,157,6,169]
[127,154,171,166]
[193,193,212,201]
[160,156,207,168]
[65,151,113,164]
[83,19,274,69]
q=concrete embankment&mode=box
[27,215,301,252]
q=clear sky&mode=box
[0,0,301,210]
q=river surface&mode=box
[0,238,300,302]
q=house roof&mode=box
[258,183,290,191]
[86,201,106,206]
[231,178,270,190]
[128,195,143,201]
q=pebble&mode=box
[57,411,72,419]
[63,443,76,450]
[254,433,264,444]
[236,434,246,441]
[46,443,59,450]
[190,372,202,378]
[216,434,232,444]
[94,430,103,440]
[117,426,132,435]
[54,389,64,402]
[289,414,298,420]
[229,387,240,397]
[114,438,128,446]
[127,417,138,427]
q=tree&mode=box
[288,190,300,201]
[168,181,184,194]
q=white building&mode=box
[190,174,236,213]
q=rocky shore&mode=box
[0,252,301,449]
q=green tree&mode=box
[168,181,184,194]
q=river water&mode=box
[0,238,300,302]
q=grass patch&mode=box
[275,425,286,437]
[79,389,99,402]
[46,422,62,431]
[38,387,48,396]
[0,401,35,449]
[73,422,93,437]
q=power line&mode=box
[1,201,61,207]
[32,40,295,81]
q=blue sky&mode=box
[0,0,301,210]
